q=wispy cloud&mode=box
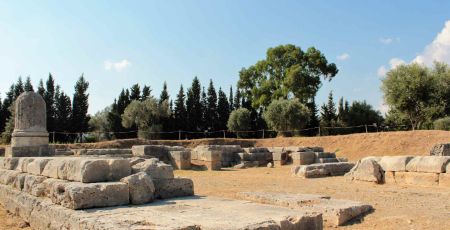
[337,53,350,61]
[413,20,450,65]
[377,58,406,77]
[379,37,399,45]
[104,59,131,71]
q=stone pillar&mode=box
[6,92,50,157]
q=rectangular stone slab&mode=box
[236,192,372,227]
[50,181,129,210]
[393,172,439,187]
[0,184,323,230]
[406,156,450,173]
[379,156,413,172]
[293,162,355,178]
[153,178,194,199]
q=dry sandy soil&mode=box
[1,130,450,229]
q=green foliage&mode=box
[37,79,45,96]
[121,97,170,139]
[24,76,34,92]
[227,108,252,134]
[14,77,24,98]
[381,63,439,130]
[433,117,450,130]
[228,86,234,111]
[263,99,310,136]
[217,88,230,130]
[141,85,151,101]
[130,84,141,101]
[206,80,218,130]
[320,91,337,128]
[1,103,14,144]
[44,74,56,132]
[174,85,187,130]
[71,75,90,133]
[159,82,169,104]
[186,77,203,131]
[238,44,338,109]
[54,86,72,142]
[347,101,383,126]
[88,106,112,140]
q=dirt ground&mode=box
[175,167,450,230]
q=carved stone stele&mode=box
[6,92,50,157]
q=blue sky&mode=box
[1,1,450,114]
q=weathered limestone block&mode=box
[384,171,396,184]
[27,158,52,175]
[14,158,35,172]
[447,162,450,173]
[294,162,355,178]
[315,152,336,159]
[12,173,27,190]
[237,192,372,227]
[51,181,129,209]
[128,157,146,166]
[439,173,450,187]
[39,178,66,198]
[394,172,439,187]
[291,151,316,165]
[379,156,413,172]
[153,178,194,199]
[0,148,4,157]
[22,174,47,196]
[131,145,174,162]
[191,149,222,170]
[345,158,383,183]
[316,158,339,164]
[406,156,450,173]
[53,149,74,156]
[107,159,132,181]
[41,158,64,178]
[0,169,21,185]
[120,172,155,204]
[243,147,270,154]
[169,150,191,170]
[132,158,174,179]
[83,148,132,156]
[2,157,19,170]
[430,143,450,156]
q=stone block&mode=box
[294,162,355,178]
[345,158,383,183]
[394,172,439,187]
[316,158,339,164]
[153,178,194,199]
[2,157,19,170]
[22,174,47,196]
[447,162,450,173]
[430,143,450,156]
[14,157,35,172]
[243,147,270,153]
[0,169,21,185]
[120,172,155,205]
[51,181,129,210]
[291,151,316,165]
[83,148,132,156]
[5,146,51,157]
[107,159,132,181]
[169,150,191,170]
[27,158,52,175]
[131,145,170,162]
[314,152,336,158]
[379,156,413,172]
[0,148,4,157]
[406,156,450,173]
[384,171,396,184]
[196,150,221,162]
[12,173,27,190]
[132,159,174,179]
[128,157,146,166]
[439,173,450,187]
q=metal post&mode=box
[223,130,226,139]
[178,130,181,140]
[52,132,55,143]
[318,127,321,136]
[365,125,368,133]
[262,129,265,139]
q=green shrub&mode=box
[263,99,310,136]
[227,108,251,137]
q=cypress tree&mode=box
[234,88,241,109]
[217,88,230,130]
[141,85,151,101]
[37,79,45,96]
[186,77,202,131]
[24,76,34,92]
[14,77,24,98]
[159,82,169,104]
[129,84,141,101]
[229,86,234,111]
[71,75,90,133]
[44,74,56,132]
[305,98,320,136]
[54,86,72,142]
[174,85,187,130]
[206,80,218,130]
[320,91,337,129]
[201,87,208,130]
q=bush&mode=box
[227,108,251,137]
[433,117,450,131]
[263,99,310,136]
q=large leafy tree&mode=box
[238,44,338,109]
[381,63,437,130]
[227,108,252,137]
[71,75,90,133]
[347,101,383,126]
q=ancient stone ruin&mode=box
[6,92,50,157]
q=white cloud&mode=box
[378,101,390,115]
[337,53,350,61]
[104,59,131,71]
[379,37,393,44]
[377,58,406,77]
[413,20,450,65]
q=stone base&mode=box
[5,146,51,157]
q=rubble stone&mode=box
[153,178,194,199]
[345,158,383,183]
[430,143,450,156]
[120,172,155,205]
[131,159,174,179]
